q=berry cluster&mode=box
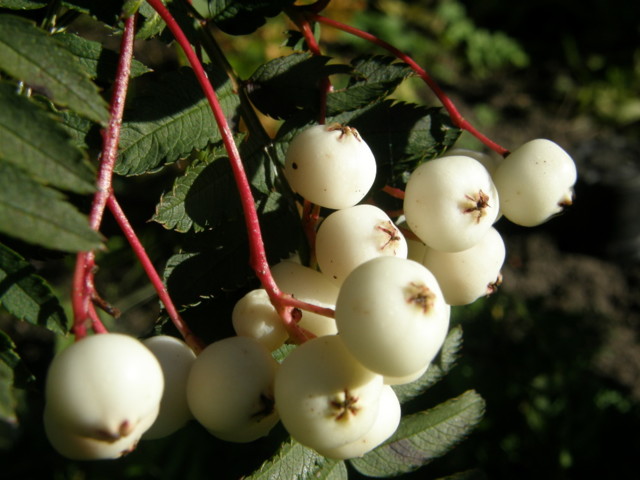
[42,125,576,461]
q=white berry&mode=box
[44,333,164,459]
[315,204,408,285]
[232,288,289,351]
[492,138,576,226]
[186,336,279,443]
[404,155,500,252]
[284,124,377,210]
[274,335,384,452]
[335,256,450,377]
[421,226,506,306]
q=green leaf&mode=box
[246,439,347,480]
[247,53,351,120]
[0,161,102,252]
[53,32,152,82]
[152,146,242,233]
[0,82,96,194]
[0,14,109,124]
[393,325,463,403]
[0,242,68,334]
[136,1,167,40]
[326,55,414,114]
[192,0,295,35]
[350,390,486,477]
[116,66,238,176]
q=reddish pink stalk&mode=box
[71,14,137,338]
[146,0,333,343]
[107,195,204,353]
[382,184,406,200]
[308,13,510,157]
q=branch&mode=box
[71,13,137,338]
[146,0,333,344]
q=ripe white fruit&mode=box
[141,336,196,440]
[284,124,377,210]
[274,335,384,452]
[315,204,408,285]
[492,138,576,227]
[383,363,429,386]
[232,288,289,351]
[404,155,500,252]
[421,226,506,306]
[315,384,401,459]
[271,260,338,337]
[335,256,450,377]
[44,333,164,460]
[186,336,279,443]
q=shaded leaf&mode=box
[246,438,347,480]
[193,0,295,35]
[152,146,242,233]
[247,53,351,120]
[393,325,463,403]
[350,390,485,477]
[0,14,109,124]
[136,1,167,40]
[53,32,151,82]
[0,82,96,194]
[0,243,68,334]
[326,55,414,114]
[116,66,238,176]
[0,162,102,252]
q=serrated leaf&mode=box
[0,162,102,252]
[393,325,463,403]
[0,243,68,334]
[116,66,238,176]
[53,32,151,82]
[0,14,109,124]
[193,0,295,35]
[0,82,96,194]
[246,439,347,480]
[247,53,351,120]
[136,1,166,39]
[152,147,242,233]
[350,390,485,477]
[326,55,414,114]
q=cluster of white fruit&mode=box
[43,124,577,461]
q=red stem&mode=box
[146,0,333,343]
[107,195,205,353]
[71,14,137,338]
[307,13,510,157]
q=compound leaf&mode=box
[0,331,20,430]
[350,390,486,477]
[0,14,109,125]
[0,162,102,252]
[116,66,238,176]
[246,439,347,480]
[192,0,295,35]
[0,243,68,335]
[0,0,45,9]
[0,82,96,194]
